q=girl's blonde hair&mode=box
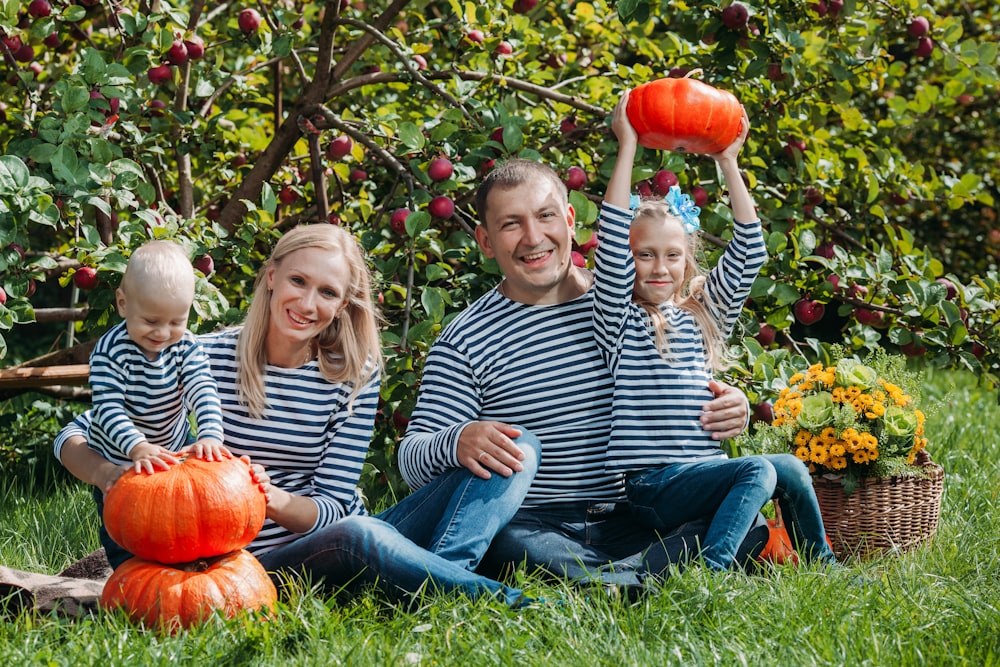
[631,200,727,371]
[237,224,384,418]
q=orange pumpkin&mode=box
[103,456,266,564]
[626,76,743,154]
[101,549,277,633]
[759,517,799,565]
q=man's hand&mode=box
[700,380,751,440]
[456,421,526,480]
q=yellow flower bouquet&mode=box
[748,351,930,494]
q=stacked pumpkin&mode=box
[626,73,743,155]
[100,456,277,632]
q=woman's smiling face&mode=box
[266,246,351,350]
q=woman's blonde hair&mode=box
[237,224,384,418]
[630,200,727,371]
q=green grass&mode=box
[2,369,1000,666]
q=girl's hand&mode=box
[611,89,639,147]
[711,106,751,163]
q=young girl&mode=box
[593,90,835,570]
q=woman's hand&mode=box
[243,455,273,504]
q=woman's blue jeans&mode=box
[624,456,777,571]
[257,429,541,606]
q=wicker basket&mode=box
[813,462,944,560]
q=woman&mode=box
[55,224,535,607]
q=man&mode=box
[398,159,766,588]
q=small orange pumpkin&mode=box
[101,549,277,633]
[103,456,266,564]
[758,503,799,565]
[626,75,743,154]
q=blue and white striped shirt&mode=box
[88,321,224,464]
[56,327,379,556]
[593,202,767,472]
[397,287,625,505]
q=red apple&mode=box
[14,44,34,63]
[427,157,453,182]
[989,229,1000,245]
[691,186,708,208]
[466,29,485,44]
[328,213,342,225]
[637,181,653,198]
[392,410,410,432]
[914,37,934,58]
[813,1,828,17]
[238,8,262,34]
[721,3,749,30]
[349,168,368,182]
[827,274,840,290]
[412,54,427,70]
[494,41,513,56]
[327,135,353,160]
[564,166,587,191]
[165,39,188,66]
[8,244,25,261]
[571,251,586,267]
[25,279,36,298]
[72,266,99,290]
[429,196,454,219]
[767,62,786,83]
[194,254,214,276]
[803,186,824,207]
[814,241,836,259]
[513,0,538,13]
[793,299,825,326]
[827,0,843,17]
[900,340,926,357]
[972,343,985,360]
[148,64,173,85]
[936,277,957,300]
[848,283,868,299]
[0,286,6,305]
[184,34,205,60]
[651,169,678,196]
[146,99,167,117]
[2,35,22,53]
[278,186,298,204]
[43,32,61,48]
[907,16,930,39]
[559,117,577,135]
[752,401,774,425]
[854,308,884,327]
[28,0,51,17]
[755,323,776,346]
[783,138,807,159]
[577,234,599,255]
[390,208,410,234]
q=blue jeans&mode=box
[763,453,837,563]
[478,501,769,587]
[624,456,777,571]
[258,429,541,606]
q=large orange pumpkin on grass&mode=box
[103,456,266,564]
[626,75,743,154]
[101,549,277,633]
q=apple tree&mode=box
[1,0,999,501]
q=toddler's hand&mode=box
[189,438,231,462]
[129,442,181,474]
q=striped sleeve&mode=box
[88,325,151,459]
[703,219,767,338]
[592,202,636,372]
[178,336,225,443]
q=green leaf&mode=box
[50,145,80,186]
[261,183,276,215]
[398,122,426,153]
[63,85,91,114]
[406,211,431,237]
[0,156,29,192]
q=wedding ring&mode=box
[479,452,488,461]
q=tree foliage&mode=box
[1,0,998,501]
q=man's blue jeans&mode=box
[624,456,777,571]
[258,430,541,606]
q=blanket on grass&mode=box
[0,548,111,617]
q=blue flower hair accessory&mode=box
[664,185,701,233]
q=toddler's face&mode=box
[117,286,192,360]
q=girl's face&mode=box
[630,215,688,304]
[266,246,351,352]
